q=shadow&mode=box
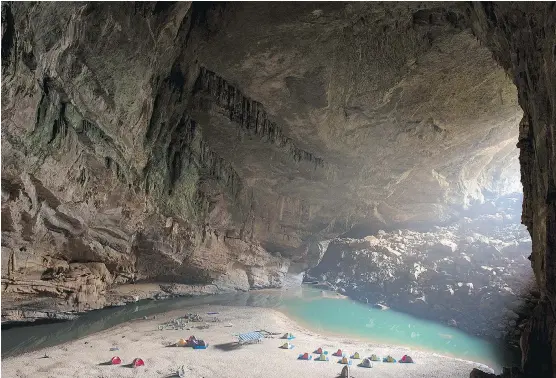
[122,363,136,368]
[98,361,113,366]
[213,342,243,352]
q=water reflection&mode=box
[1,288,306,357]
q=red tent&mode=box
[333,349,342,356]
[400,355,414,363]
[316,347,323,354]
[132,358,145,367]
[110,356,122,365]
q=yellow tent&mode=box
[280,342,291,349]
[177,338,187,347]
[352,352,360,359]
[340,356,349,364]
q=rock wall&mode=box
[0,2,292,321]
[468,4,556,377]
[3,2,520,321]
[307,194,535,347]
[1,4,555,377]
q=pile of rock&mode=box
[307,194,535,346]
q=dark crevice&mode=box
[481,2,498,25]
[166,63,185,99]
[152,1,175,15]
[1,3,15,71]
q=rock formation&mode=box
[467,3,556,377]
[1,2,555,377]
[306,193,535,347]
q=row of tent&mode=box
[296,350,414,366]
[110,357,144,367]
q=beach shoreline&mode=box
[277,306,501,370]
[2,305,496,378]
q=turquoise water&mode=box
[2,286,513,371]
[278,287,509,370]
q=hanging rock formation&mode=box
[1,2,555,377]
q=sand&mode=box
[1,305,494,378]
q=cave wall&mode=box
[468,3,556,377]
[1,6,553,377]
[0,2,294,317]
[2,2,523,319]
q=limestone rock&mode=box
[1,4,556,377]
[307,194,535,343]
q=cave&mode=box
[1,2,555,378]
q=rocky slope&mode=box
[307,194,535,347]
[1,3,555,377]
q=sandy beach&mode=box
[2,305,494,378]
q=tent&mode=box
[177,338,187,347]
[280,342,294,349]
[351,352,361,359]
[283,332,295,340]
[132,358,145,367]
[316,353,329,361]
[333,349,343,357]
[400,355,414,363]
[370,354,380,361]
[193,340,208,349]
[358,358,373,368]
[110,356,122,365]
[298,352,312,360]
[339,356,351,365]
[383,355,396,363]
[186,336,198,347]
[315,347,323,354]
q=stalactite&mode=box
[196,67,325,170]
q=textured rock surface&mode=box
[0,2,294,320]
[1,2,522,316]
[1,3,555,377]
[307,194,535,346]
[467,3,556,377]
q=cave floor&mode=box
[2,305,494,378]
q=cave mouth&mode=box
[299,29,533,368]
[1,2,550,377]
